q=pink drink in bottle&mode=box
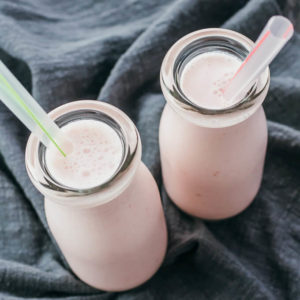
[159,29,270,220]
[26,100,167,291]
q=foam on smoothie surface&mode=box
[180,52,242,109]
[45,119,123,189]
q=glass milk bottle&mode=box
[25,100,167,291]
[159,29,270,220]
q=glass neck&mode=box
[160,28,270,128]
[25,100,141,208]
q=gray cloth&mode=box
[0,0,299,299]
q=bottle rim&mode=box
[25,100,141,208]
[160,28,270,127]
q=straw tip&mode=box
[268,15,294,39]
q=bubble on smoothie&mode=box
[45,119,123,189]
[180,52,245,109]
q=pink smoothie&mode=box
[159,51,268,219]
[26,100,168,291]
[45,119,123,189]
[180,52,243,109]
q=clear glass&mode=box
[25,100,167,291]
[159,29,270,220]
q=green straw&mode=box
[0,61,69,157]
